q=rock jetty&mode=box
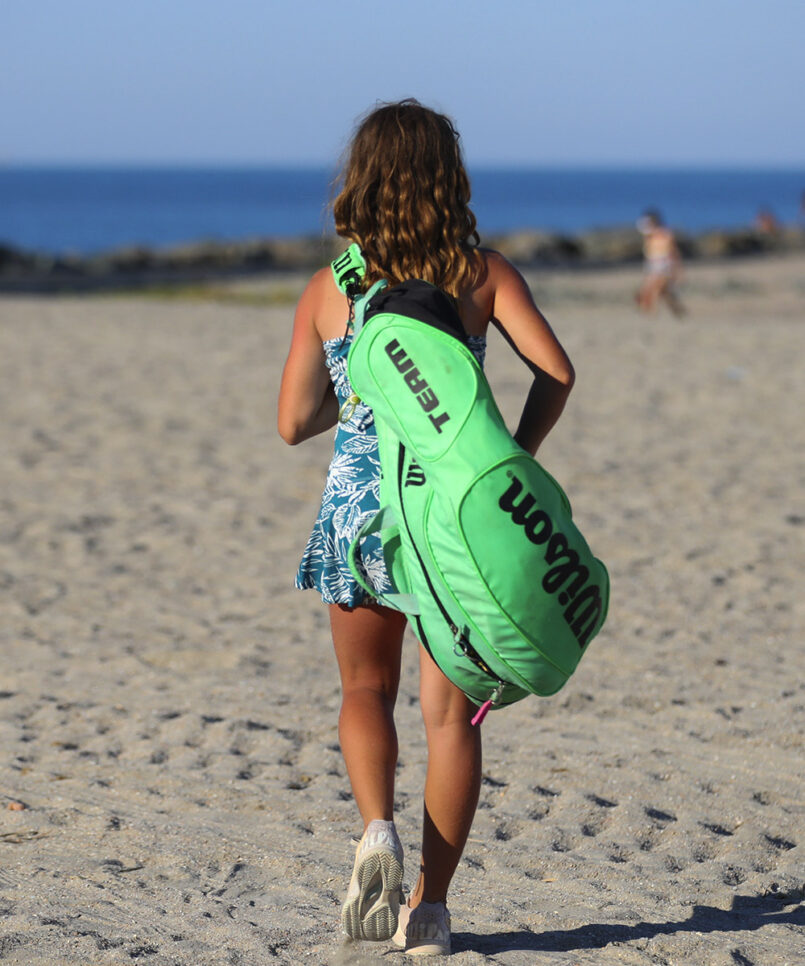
[1,226,803,292]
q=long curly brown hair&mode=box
[332,99,482,298]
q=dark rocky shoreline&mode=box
[1,224,803,293]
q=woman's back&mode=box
[304,251,495,343]
[302,246,570,352]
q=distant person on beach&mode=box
[754,207,780,234]
[635,208,686,317]
[278,99,574,956]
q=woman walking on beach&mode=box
[278,99,574,956]
[635,208,686,317]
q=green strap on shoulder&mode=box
[331,242,366,296]
[330,243,388,336]
[352,279,388,336]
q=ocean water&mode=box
[1,165,803,256]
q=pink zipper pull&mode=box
[471,684,504,726]
[471,699,493,727]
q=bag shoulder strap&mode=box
[330,243,388,336]
[331,242,366,297]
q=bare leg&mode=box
[329,602,407,825]
[637,274,663,312]
[661,281,686,317]
[408,646,482,906]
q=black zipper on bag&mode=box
[394,442,507,699]
[394,442,452,659]
[454,634,499,680]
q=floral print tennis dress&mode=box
[295,331,487,606]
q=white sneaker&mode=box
[341,820,404,941]
[392,900,451,956]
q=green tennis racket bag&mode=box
[333,245,609,719]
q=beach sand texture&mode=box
[1,254,803,965]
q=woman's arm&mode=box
[488,253,575,455]
[277,269,340,445]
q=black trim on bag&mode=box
[395,442,449,660]
[395,442,505,696]
[365,280,469,345]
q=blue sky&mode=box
[3,0,804,167]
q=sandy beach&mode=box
[1,252,803,965]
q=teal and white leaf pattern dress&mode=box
[295,332,487,605]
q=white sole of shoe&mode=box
[402,940,452,957]
[341,847,403,941]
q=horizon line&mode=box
[3,159,804,171]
